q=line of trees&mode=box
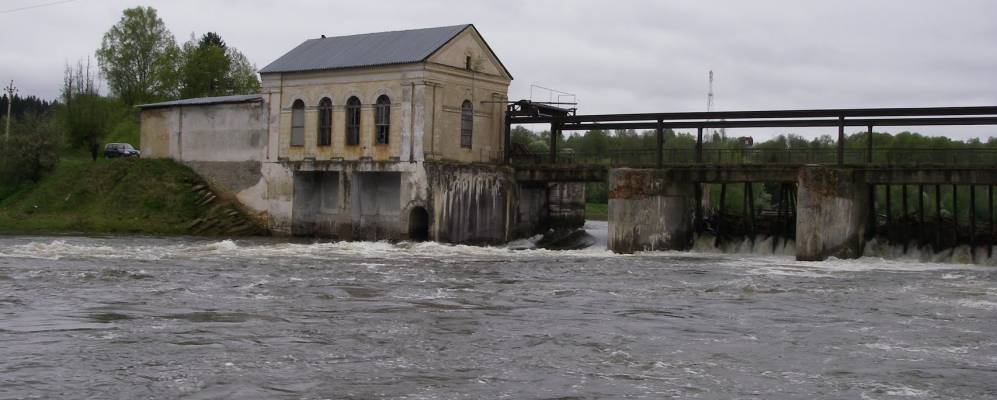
[513,125,997,159]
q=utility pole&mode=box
[4,80,16,142]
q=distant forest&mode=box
[512,125,997,158]
[0,94,55,120]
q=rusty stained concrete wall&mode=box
[795,167,871,261]
[284,161,573,245]
[425,162,517,245]
[607,168,696,254]
[607,166,875,259]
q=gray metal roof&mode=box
[259,24,472,74]
[136,94,263,109]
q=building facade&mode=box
[140,25,539,243]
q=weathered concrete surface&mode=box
[608,168,696,254]
[426,163,516,245]
[351,171,404,240]
[140,101,267,163]
[514,165,608,183]
[547,182,586,229]
[140,100,277,227]
[514,184,547,238]
[291,171,346,237]
[283,160,423,240]
[796,167,871,261]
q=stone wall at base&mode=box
[795,166,871,261]
[608,168,696,254]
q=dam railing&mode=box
[511,147,997,167]
[504,103,997,168]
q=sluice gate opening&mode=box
[698,182,797,254]
[871,183,997,259]
[408,206,430,242]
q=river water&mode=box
[1,222,996,399]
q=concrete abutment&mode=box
[608,168,696,253]
[795,166,871,261]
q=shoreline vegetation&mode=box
[0,6,264,237]
[0,158,263,236]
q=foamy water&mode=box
[1,223,995,398]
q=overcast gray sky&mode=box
[3,0,997,139]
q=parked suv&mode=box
[103,143,140,158]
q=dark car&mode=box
[103,143,141,158]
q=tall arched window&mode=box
[345,96,361,146]
[290,99,305,147]
[317,97,332,146]
[375,95,390,145]
[460,100,473,149]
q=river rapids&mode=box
[1,222,995,398]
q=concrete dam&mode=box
[135,25,997,263]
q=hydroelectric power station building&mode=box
[138,25,582,244]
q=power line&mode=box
[1,0,77,14]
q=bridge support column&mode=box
[547,182,586,229]
[796,166,871,261]
[608,168,695,253]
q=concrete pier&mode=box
[426,163,518,245]
[547,182,586,229]
[608,169,696,253]
[795,167,871,261]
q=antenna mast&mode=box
[707,70,715,113]
[706,71,726,142]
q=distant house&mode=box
[139,25,520,242]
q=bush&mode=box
[0,112,61,186]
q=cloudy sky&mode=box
[3,0,997,139]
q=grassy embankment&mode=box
[0,157,264,236]
[586,203,608,221]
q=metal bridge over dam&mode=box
[502,103,997,261]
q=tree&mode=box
[96,6,175,106]
[63,59,109,161]
[176,32,260,99]
[0,111,60,185]
[224,47,262,95]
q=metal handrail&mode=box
[510,147,997,167]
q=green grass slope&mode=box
[0,158,265,236]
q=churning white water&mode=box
[1,227,995,398]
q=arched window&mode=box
[290,99,305,147]
[345,96,361,146]
[460,100,473,149]
[375,95,390,145]
[317,97,332,146]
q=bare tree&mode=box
[63,58,108,161]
